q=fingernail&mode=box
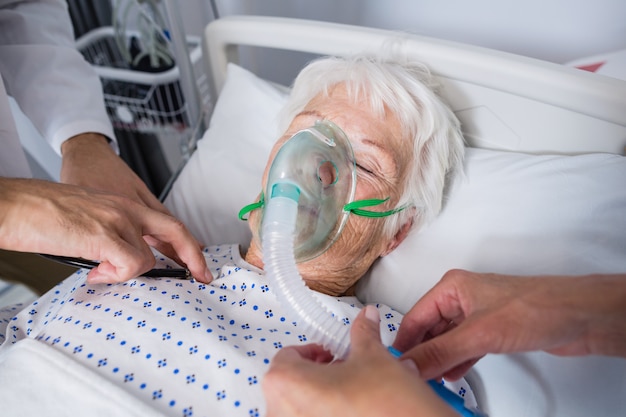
[87,276,107,285]
[204,269,213,283]
[364,305,380,323]
[401,359,420,376]
[87,270,112,285]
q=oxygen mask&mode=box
[240,120,403,262]
[263,120,356,261]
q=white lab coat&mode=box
[0,0,115,178]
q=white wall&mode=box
[181,0,625,64]
[172,0,625,92]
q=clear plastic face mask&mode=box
[238,120,407,263]
[263,120,357,262]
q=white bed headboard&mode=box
[203,15,626,155]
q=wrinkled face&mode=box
[248,83,412,295]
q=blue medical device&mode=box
[387,346,488,417]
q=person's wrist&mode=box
[61,132,111,156]
[0,178,49,251]
[0,177,15,240]
[582,274,626,357]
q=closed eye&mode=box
[356,163,374,175]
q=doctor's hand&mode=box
[61,133,167,213]
[262,305,457,417]
[0,178,212,284]
[393,270,626,381]
[60,132,203,267]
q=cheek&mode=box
[338,215,387,255]
[353,177,392,202]
[247,207,262,241]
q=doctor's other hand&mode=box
[262,305,457,417]
[60,132,201,266]
[0,178,212,284]
[61,132,170,214]
[393,269,626,381]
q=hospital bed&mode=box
[163,15,626,417]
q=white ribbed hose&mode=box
[261,194,351,359]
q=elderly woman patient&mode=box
[0,48,464,416]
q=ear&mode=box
[381,217,414,256]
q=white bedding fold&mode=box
[0,338,167,417]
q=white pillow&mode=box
[166,63,626,315]
[357,148,626,313]
[165,63,287,249]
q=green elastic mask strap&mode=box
[238,192,265,221]
[344,197,407,218]
[239,194,406,220]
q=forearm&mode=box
[573,274,626,357]
[0,178,14,247]
[495,273,626,357]
[0,177,59,251]
[520,273,626,358]
[61,132,112,158]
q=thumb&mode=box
[404,325,482,380]
[349,305,384,356]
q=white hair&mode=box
[278,42,465,238]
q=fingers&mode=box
[393,276,465,353]
[401,320,486,380]
[442,359,480,381]
[87,231,156,284]
[87,259,151,284]
[389,270,492,379]
[143,235,205,280]
[349,305,384,356]
[139,210,211,283]
[3,177,207,285]
[263,345,335,417]
[274,344,335,364]
[84,203,210,285]
[270,346,308,368]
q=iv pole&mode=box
[158,0,208,200]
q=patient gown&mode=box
[0,244,476,417]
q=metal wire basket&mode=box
[76,26,209,135]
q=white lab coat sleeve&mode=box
[0,0,118,155]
